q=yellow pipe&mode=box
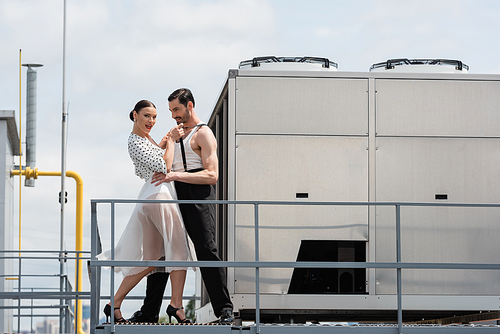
[11,167,85,334]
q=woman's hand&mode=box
[158,131,173,149]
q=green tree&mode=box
[185,297,195,322]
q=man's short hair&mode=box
[168,88,195,108]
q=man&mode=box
[128,88,234,324]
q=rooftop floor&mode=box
[95,322,500,334]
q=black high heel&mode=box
[166,304,192,324]
[103,304,128,323]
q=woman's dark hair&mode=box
[168,88,195,108]
[129,100,156,121]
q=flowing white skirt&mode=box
[97,178,196,276]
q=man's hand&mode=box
[169,124,185,142]
[151,171,180,186]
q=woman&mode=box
[97,100,195,324]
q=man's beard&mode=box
[177,108,190,124]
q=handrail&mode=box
[90,199,500,334]
[91,260,500,270]
[90,199,500,207]
[0,249,90,333]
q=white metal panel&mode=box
[233,135,368,293]
[375,137,500,203]
[235,77,368,135]
[376,79,500,137]
[367,78,377,295]
[375,137,500,294]
[232,294,500,312]
[235,135,368,202]
[227,77,237,295]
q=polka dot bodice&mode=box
[128,133,167,180]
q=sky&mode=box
[1,0,500,330]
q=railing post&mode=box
[254,203,260,334]
[90,202,101,334]
[17,257,21,334]
[75,252,79,334]
[110,201,116,333]
[90,202,99,334]
[396,204,402,334]
[65,277,72,334]
[30,288,34,333]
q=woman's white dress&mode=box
[97,133,196,276]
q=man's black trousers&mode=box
[139,181,232,318]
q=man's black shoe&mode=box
[219,309,234,324]
[128,310,159,323]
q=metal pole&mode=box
[30,288,33,333]
[17,257,21,334]
[75,252,79,334]
[90,202,98,334]
[396,204,402,334]
[18,49,22,255]
[254,203,260,334]
[110,202,115,333]
[65,276,72,332]
[60,1,68,333]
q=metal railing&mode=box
[0,249,91,333]
[89,199,500,334]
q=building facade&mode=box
[0,110,20,333]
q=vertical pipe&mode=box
[67,170,83,334]
[396,204,402,334]
[25,67,36,182]
[254,203,260,334]
[21,64,43,187]
[60,1,67,333]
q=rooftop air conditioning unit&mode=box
[370,58,468,73]
[239,56,338,71]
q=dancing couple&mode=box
[98,88,234,324]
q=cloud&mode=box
[314,27,341,38]
[414,22,434,34]
[61,0,275,98]
[363,36,411,64]
[0,1,63,62]
[360,0,449,22]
